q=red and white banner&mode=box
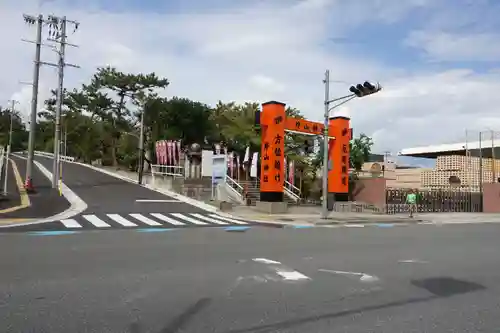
[176,140,182,166]
[161,140,167,165]
[155,139,183,165]
[168,141,173,165]
[288,160,294,185]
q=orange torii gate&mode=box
[258,101,351,203]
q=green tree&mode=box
[0,107,28,151]
[90,67,169,166]
[349,133,373,171]
[311,133,374,173]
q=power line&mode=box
[22,14,80,190]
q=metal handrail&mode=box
[224,175,244,200]
[151,164,184,177]
[284,180,301,195]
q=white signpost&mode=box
[211,154,227,200]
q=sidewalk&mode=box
[229,206,500,226]
[0,156,70,221]
[229,205,419,226]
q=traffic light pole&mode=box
[320,72,381,219]
[321,70,330,219]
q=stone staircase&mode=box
[238,180,298,206]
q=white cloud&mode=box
[1,0,500,156]
[405,31,500,62]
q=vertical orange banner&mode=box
[328,116,351,194]
[260,101,286,202]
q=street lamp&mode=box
[321,70,382,219]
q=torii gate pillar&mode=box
[328,116,351,204]
[259,101,286,202]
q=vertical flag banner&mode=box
[167,141,173,165]
[176,140,182,166]
[161,140,167,165]
[289,160,294,185]
[155,141,160,164]
[250,152,258,178]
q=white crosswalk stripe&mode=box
[60,219,82,228]
[129,213,162,226]
[171,213,208,225]
[107,214,137,227]
[190,213,228,225]
[83,215,111,227]
[56,212,252,229]
[150,213,185,225]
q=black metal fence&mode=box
[386,188,483,214]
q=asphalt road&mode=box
[2,223,500,332]
[34,156,208,215]
[2,156,71,219]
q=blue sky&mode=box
[3,0,500,167]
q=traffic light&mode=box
[304,139,314,154]
[254,110,261,133]
[349,81,382,97]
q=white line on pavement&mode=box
[0,155,88,228]
[135,199,180,202]
[252,258,310,281]
[318,269,379,282]
[398,259,429,264]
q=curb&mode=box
[314,218,424,226]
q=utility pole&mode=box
[51,16,67,188]
[22,14,79,189]
[4,100,18,196]
[42,15,79,188]
[321,70,330,219]
[138,109,145,185]
[22,14,43,193]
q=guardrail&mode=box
[150,164,184,177]
[19,150,76,162]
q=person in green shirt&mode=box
[406,189,417,218]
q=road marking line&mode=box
[345,224,365,228]
[30,231,78,236]
[253,258,282,265]
[83,214,111,228]
[150,213,185,226]
[398,259,429,264]
[60,219,82,228]
[208,214,247,225]
[276,270,310,281]
[191,213,228,225]
[135,199,180,202]
[252,258,310,281]
[318,269,379,282]
[171,213,208,225]
[107,214,137,227]
[2,155,88,228]
[0,159,31,214]
[137,228,174,232]
[129,213,162,226]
